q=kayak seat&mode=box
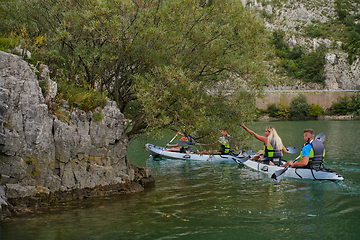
[264,157,282,166]
[271,158,282,166]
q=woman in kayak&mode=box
[240,124,287,166]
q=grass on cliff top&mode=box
[55,81,108,112]
[0,37,18,53]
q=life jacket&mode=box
[263,138,282,159]
[300,140,325,170]
[185,136,194,152]
[179,138,189,153]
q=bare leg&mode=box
[166,147,180,152]
[250,150,263,161]
[197,149,218,155]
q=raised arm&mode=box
[240,124,267,143]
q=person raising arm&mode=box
[241,124,287,166]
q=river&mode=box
[1,120,360,240]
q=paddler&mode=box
[241,124,287,166]
[281,129,325,170]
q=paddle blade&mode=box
[286,146,298,154]
[271,166,289,181]
[249,147,256,156]
[315,132,325,142]
[232,157,248,165]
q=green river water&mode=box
[1,120,360,240]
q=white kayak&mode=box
[145,143,236,162]
[232,156,344,181]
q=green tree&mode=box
[289,94,310,120]
[1,0,271,144]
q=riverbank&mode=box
[257,114,359,121]
[256,90,359,110]
[1,165,155,220]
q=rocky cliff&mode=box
[245,0,360,90]
[0,51,152,219]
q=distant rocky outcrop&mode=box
[0,51,154,219]
[244,0,360,90]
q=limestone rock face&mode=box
[250,0,360,90]
[0,51,134,203]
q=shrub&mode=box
[349,93,360,115]
[289,94,311,120]
[267,103,279,117]
[310,103,324,117]
[56,81,108,112]
[334,0,360,64]
[93,112,104,122]
[277,94,290,118]
[305,25,324,38]
[330,93,360,115]
[330,95,351,115]
[278,102,290,118]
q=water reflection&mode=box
[2,121,360,240]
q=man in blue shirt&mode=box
[282,129,324,168]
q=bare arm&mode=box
[240,124,267,143]
[282,145,288,153]
[290,156,309,168]
[166,143,179,147]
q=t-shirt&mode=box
[218,135,230,146]
[302,142,312,157]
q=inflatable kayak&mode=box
[145,143,236,162]
[232,156,344,181]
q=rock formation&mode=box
[0,51,153,219]
[246,0,360,90]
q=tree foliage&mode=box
[334,0,360,64]
[272,31,326,84]
[267,103,279,118]
[289,94,310,120]
[330,93,360,116]
[309,103,323,117]
[277,95,290,118]
[1,0,271,144]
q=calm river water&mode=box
[1,121,360,240]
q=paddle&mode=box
[248,147,256,157]
[315,132,325,142]
[286,146,298,154]
[232,156,249,164]
[164,133,178,150]
[271,132,325,181]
